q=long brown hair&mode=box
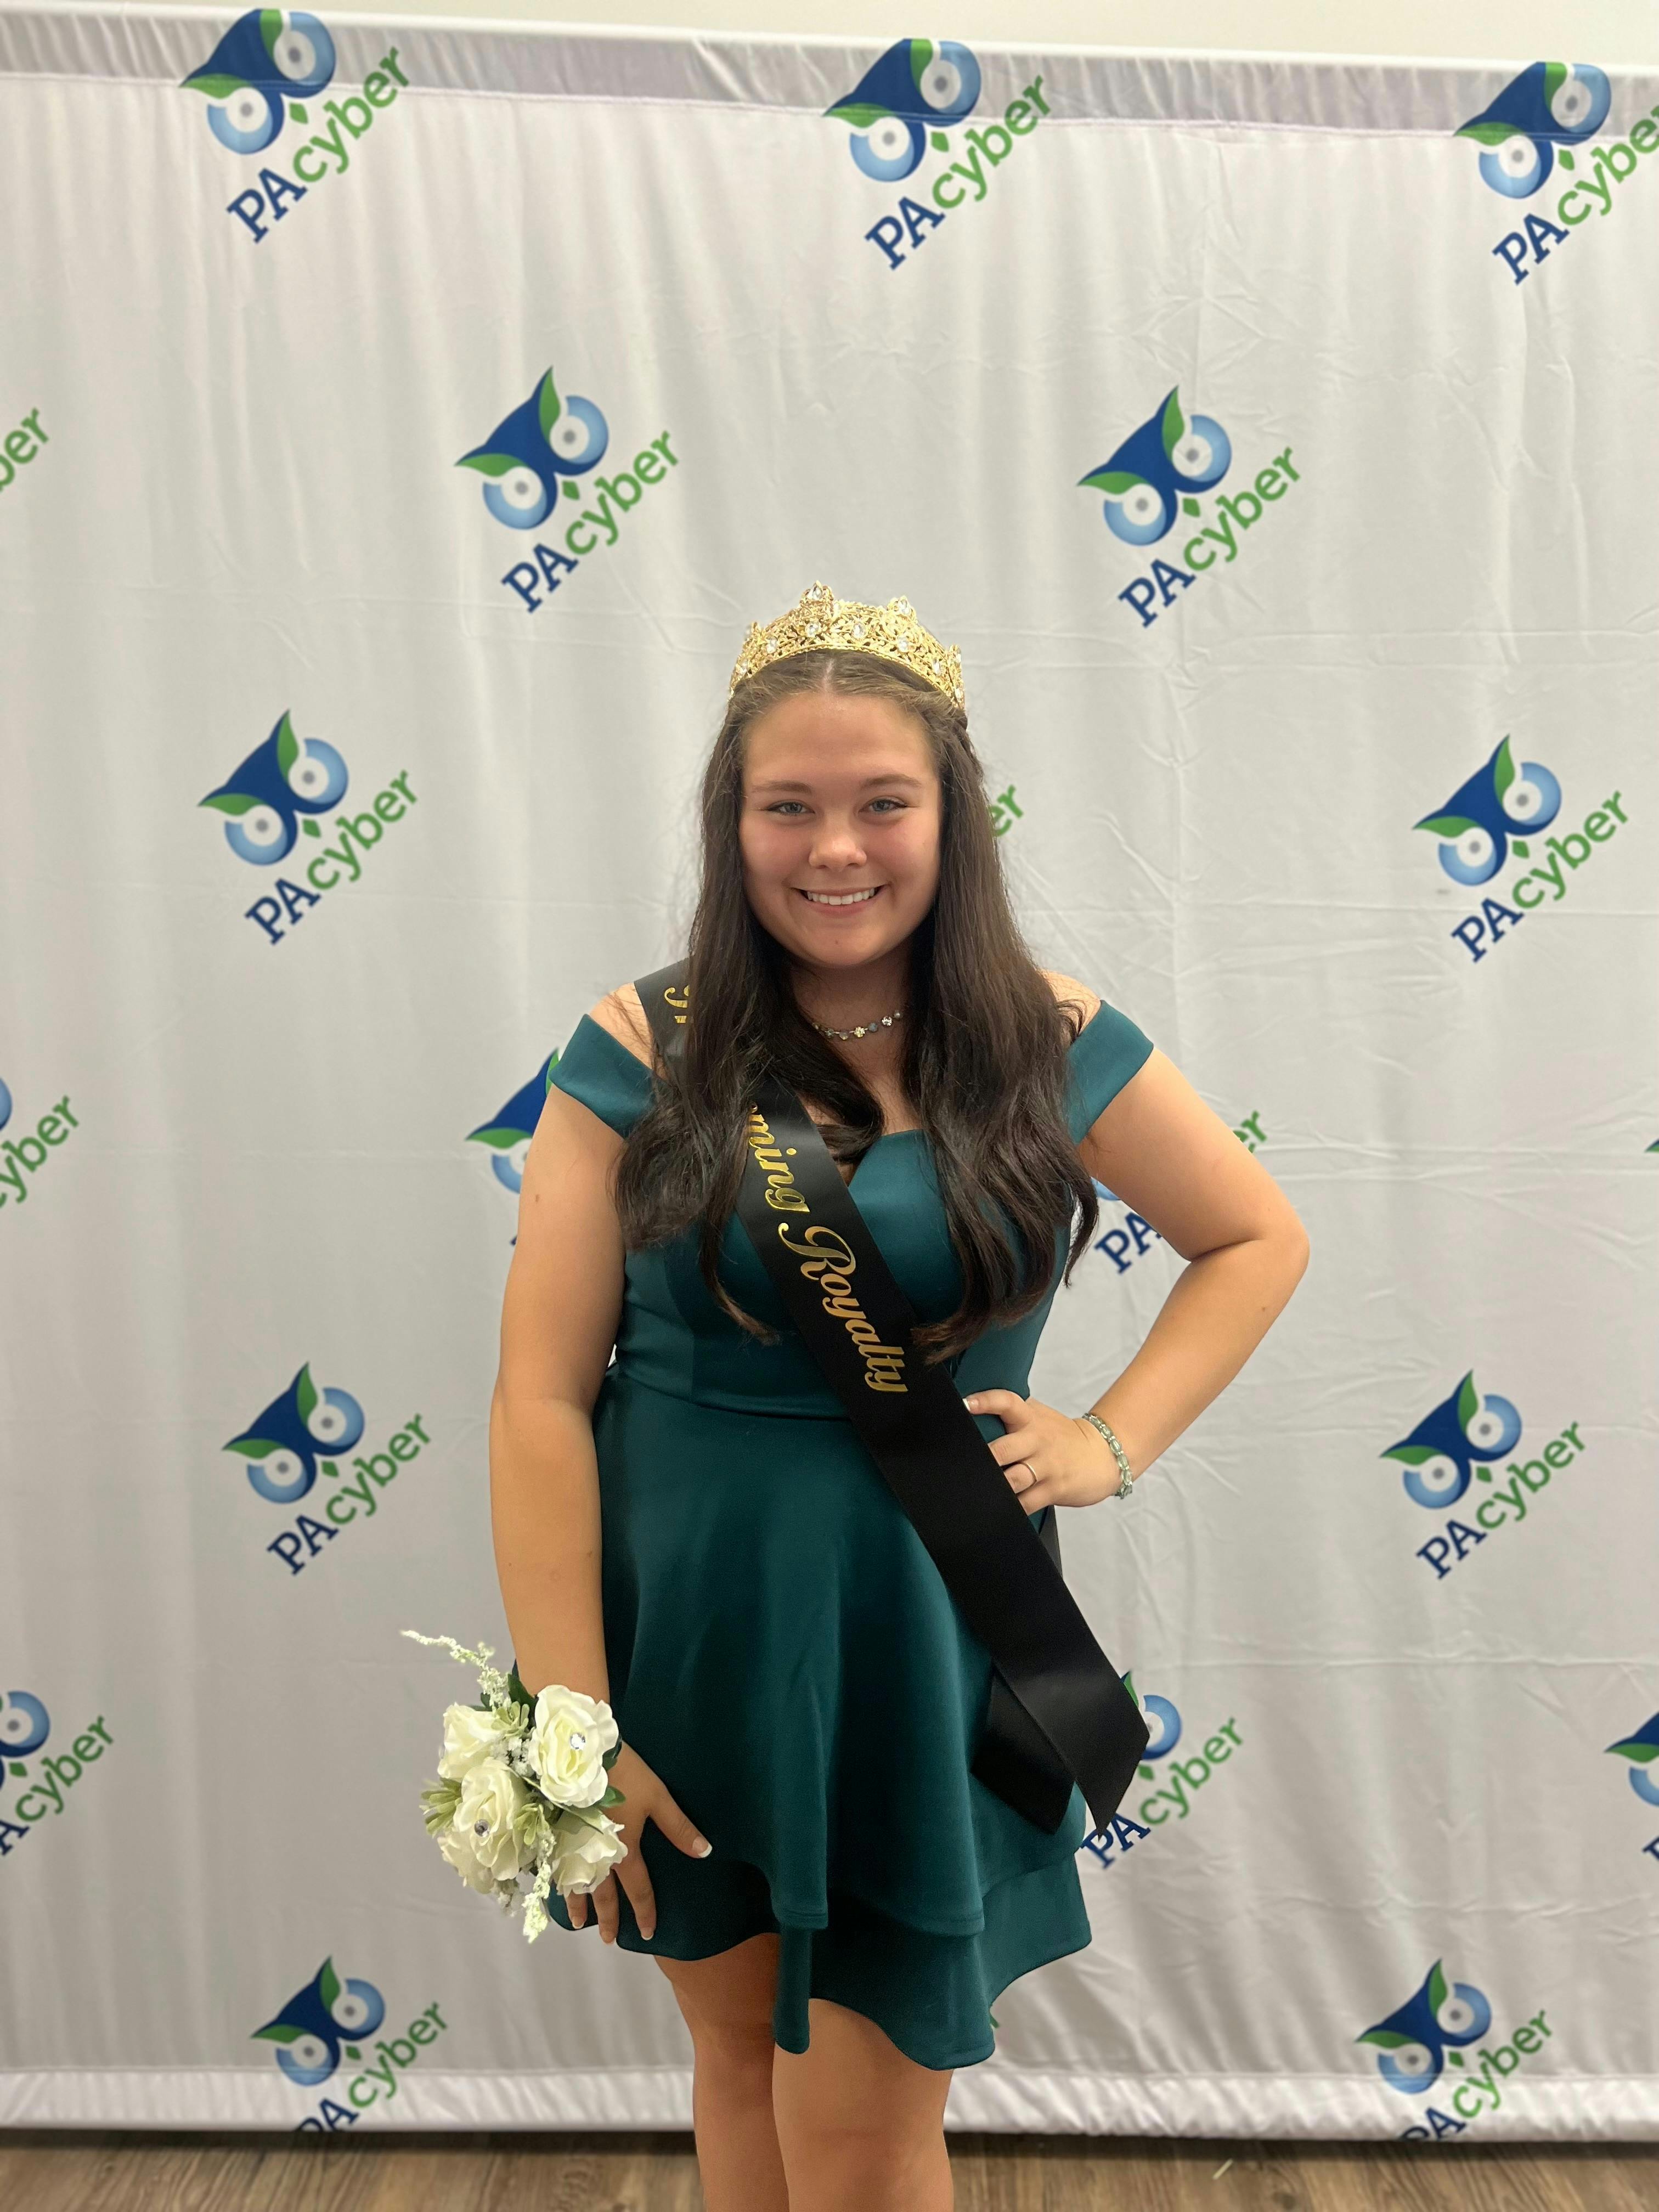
[612,650,1102,1363]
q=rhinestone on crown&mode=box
[729,582,966,712]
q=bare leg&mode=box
[656,1935,788,2212]
[772,1995,953,2212]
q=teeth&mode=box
[803,887,879,906]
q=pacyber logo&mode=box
[1455,64,1659,287]
[1358,1961,1556,2140]
[1081,1673,1244,1869]
[1458,61,1611,198]
[469,1054,556,1198]
[1415,737,1632,966]
[253,1957,453,2130]
[1605,1712,1659,1869]
[829,40,1054,270]
[0,1074,82,1221]
[460,367,681,614]
[1080,388,1304,630]
[1380,1369,1589,1581]
[224,1361,365,1503]
[221,1363,432,1577]
[199,712,420,945]
[183,11,413,244]
[0,1689,115,1860]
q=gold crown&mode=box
[729,582,966,712]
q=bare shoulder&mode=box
[1040,967,1103,1035]
[586,981,656,1070]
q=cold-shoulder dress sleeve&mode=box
[544,1012,656,1139]
[1064,997,1154,1143]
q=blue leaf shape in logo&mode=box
[1413,735,1561,885]
[1080,388,1232,544]
[1357,1961,1492,2094]
[253,1959,386,2086]
[826,38,981,181]
[1607,1712,1659,1807]
[224,1364,366,1505]
[1455,60,1611,198]
[1380,1371,1522,1511]
[458,371,610,531]
[0,1076,12,1133]
[0,1689,52,1764]
[180,10,337,156]
[469,1054,557,1194]
[200,713,349,867]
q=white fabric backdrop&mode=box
[1,7,1656,2137]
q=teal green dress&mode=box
[540,998,1154,2069]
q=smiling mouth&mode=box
[797,885,884,907]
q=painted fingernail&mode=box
[694,1837,712,1857]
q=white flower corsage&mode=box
[404,1630,627,1943]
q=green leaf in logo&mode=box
[932,129,950,151]
[295,1363,319,1426]
[252,2022,307,2046]
[468,1125,522,1152]
[1491,734,1517,802]
[1455,1373,1479,1430]
[201,792,259,818]
[1160,388,1187,456]
[302,819,321,839]
[1413,813,1477,839]
[537,369,562,438]
[184,74,248,100]
[1457,120,1521,146]
[1426,1959,1449,2015]
[1381,1444,1437,1467]
[909,38,935,91]
[1543,61,1567,107]
[225,1437,281,1460]
[317,1957,342,2011]
[275,711,300,780]
[1080,470,1142,496]
[1357,2027,1414,2050]
[1511,838,1528,858]
[458,450,518,479]
[1182,496,1201,516]
[290,101,308,126]
[829,103,888,129]
[562,480,580,500]
[1558,148,1576,172]
[259,9,284,63]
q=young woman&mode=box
[489,586,1308,2211]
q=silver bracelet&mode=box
[1081,1413,1136,1500]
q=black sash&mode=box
[633,959,1149,1836]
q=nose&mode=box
[808,815,869,867]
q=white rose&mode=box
[437,1700,522,1783]
[547,1809,628,1897]
[529,1685,618,1809]
[438,1757,532,1893]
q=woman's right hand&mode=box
[568,1741,710,1944]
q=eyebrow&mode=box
[748,773,929,795]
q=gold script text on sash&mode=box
[743,1107,909,1395]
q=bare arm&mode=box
[489,988,651,1699]
[969,974,1311,1505]
[1073,1045,1310,1481]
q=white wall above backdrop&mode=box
[0,5,1656,2140]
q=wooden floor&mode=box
[0,2133,1653,2212]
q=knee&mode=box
[657,1961,775,2077]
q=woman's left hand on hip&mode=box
[963,1388,1126,1510]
